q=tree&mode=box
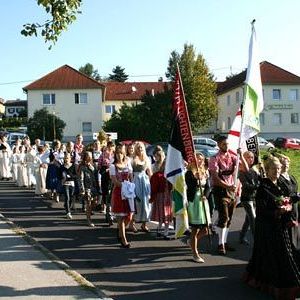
[103,89,172,143]
[79,63,101,81]
[21,0,82,49]
[27,108,66,141]
[166,43,218,131]
[108,65,129,82]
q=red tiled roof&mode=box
[102,81,170,101]
[23,65,105,91]
[217,61,300,94]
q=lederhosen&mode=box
[213,161,236,228]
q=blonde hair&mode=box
[134,142,147,161]
[264,156,281,173]
[273,153,290,164]
[187,153,206,178]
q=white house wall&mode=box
[217,84,300,139]
[27,89,103,141]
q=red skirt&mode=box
[111,186,131,216]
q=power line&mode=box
[0,79,33,86]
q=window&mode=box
[272,89,281,100]
[291,113,299,124]
[227,117,231,129]
[16,108,24,113]
[227,95,231,106]
[43,93,55,105]
[272,113,282,125]
[259,113,265,126]
[289,89,299,101]
[235,91,240,103]
[82,122,92,132]
[8,108,15,113]
[75,93,88,104]
[105,105,116,114]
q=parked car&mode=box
[193,136,218,148]
[274,137,300,150]
[195,144,219,157]
[7,132,27,146]
[257,137,275,151]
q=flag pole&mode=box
[176,63,211,245]
[233,19,256,187]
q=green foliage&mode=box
[79,63,101,81]
[21,0,82,49]
[166,43,218,132]
[0,117,27,130]
[108,65,129,82]
[103,89,172,143]
[27,108,66,141]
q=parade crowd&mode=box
[0,132,300,300]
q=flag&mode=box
[165,67,195,238]
[227,107,260,162]
[242,21,264,139]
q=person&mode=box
[185,153,210,263]
[34,145,49,196]
[132,142,152,232]
[126,143,135,165]
[244,156,300,300]
[209,135,239,255]
[0,133,12,180]
[277,154,300,251]
[110,144,134,248]
[238,151,260,245]
[79,151,98,227]
[74,134,84,167]
[150,147,172,239]
[46,151,61,201]
[61,153,77,219]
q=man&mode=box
[209,135,239,255]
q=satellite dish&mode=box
[131,86,137,92]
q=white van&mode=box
[7,132,27,146]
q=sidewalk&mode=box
[0,216,112,300]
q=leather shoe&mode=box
[218,244,226,255]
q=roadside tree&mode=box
[27,108,66,141]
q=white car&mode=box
[258,137,274,151]
[193,136,218,148]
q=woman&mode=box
[132,142,152,232]
[150,147,172,239]
[185,153,210,263]
[110,144,134,248]
[277,154,300,251]
[0,134,12,180]
[238,151,260,245]
[79,151,98,227]
[244,156,300,300]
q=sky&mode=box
[0,0,300,100]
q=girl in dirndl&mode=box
[110,144,134,248]
[185,152,211,263]
[150,147,172,239]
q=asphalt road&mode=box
[0,181,272,300]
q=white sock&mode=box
[164,223,169,236]
[217,227,226,245]
[224,228,229,243]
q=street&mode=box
[0,181,272,300]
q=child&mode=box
[150,147,172,239]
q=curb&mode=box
[0,213,113,300]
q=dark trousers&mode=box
[64,185,74,214]
[213,187,235,228]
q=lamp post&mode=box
[52,111,56,140]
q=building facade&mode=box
[216,61,300,139]
[23,65,104,142]
[4,100,27,117]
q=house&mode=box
[23,65,105,142]
[101,81,170,122]
[4,99,27,117]
[0,98,5,117]
[216,61,300,139]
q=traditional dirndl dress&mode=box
[110,164,132,217]
[187,179,211,228]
